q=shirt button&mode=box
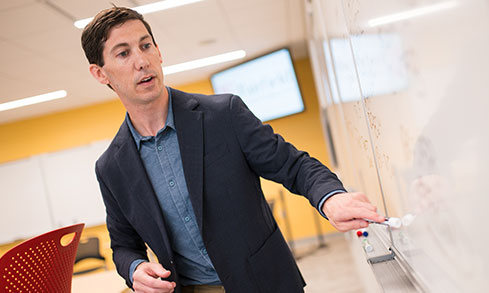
[169,180,175,187]
[202,248,207,255]
[157,145,163,151]
[184,216,190,222]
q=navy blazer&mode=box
[95,88,345,292]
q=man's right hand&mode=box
[132,262,176,293]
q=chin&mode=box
[144,90,164,103]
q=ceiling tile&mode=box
[149,0,241,63]
[49,0,135,19]
[286,0,306,43]
[216,0,267,12]
[0,0,308,123]
[0,40,45,82]
[13,25,81,57]
[0,2,69,39]
[0,74,27,102]
[0,0,35,12]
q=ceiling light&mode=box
[74,0,204,29]
[0,90,67,112]
[163,50,246,75]
[368,1,458,27]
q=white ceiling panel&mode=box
[0,43,46,95]
[0,2,68,39]
[217,0,267,12]
[0,0,35,12]
[13,26,81,56]
[0,0,307,124]
[286,0,306,43]
[151,2,238,63]
[0,75,27,101]
[49,0,136,20]
[132,0,158,5]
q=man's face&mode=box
[90,19,165,106]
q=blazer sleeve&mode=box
[228,95,346,209]
[95,162,149,288]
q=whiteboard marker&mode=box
[364,217,402,228]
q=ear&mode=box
[89,64,109,85]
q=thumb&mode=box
[142,262,172,279]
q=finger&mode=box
[334,219,368,232]
[360,210,386,223]
[138,275,176,291]
[134,263,175,291]
[143,263,172,279]
[334,207,384,223]
[350,207,385,223]
[324,192,375,213]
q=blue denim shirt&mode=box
[126,89,220,286]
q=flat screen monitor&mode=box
[210,48,305,122]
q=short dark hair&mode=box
[81,6,157,67]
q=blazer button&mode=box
[170,260,174,265]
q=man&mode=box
[82,6,384,293]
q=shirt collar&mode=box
[126,87,175,150]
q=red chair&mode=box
[0,223,84,293]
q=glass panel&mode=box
[318,0,387,216]
[339,0,489,291]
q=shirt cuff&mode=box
[129,259,147,285]
[317,189,347,219]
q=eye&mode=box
[142,43,152,50]
[117,50,128,58]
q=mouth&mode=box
[138,75,155,85]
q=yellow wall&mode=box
[0,100,126,163]
[0,58,338,243]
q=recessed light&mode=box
[163,50,246,75]
[0,90,67,112]
[75,0,205,29]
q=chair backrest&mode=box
[0,223,84,293]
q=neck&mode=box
[125,88,169,136]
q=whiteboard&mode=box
[309,0,489,291]
[0,157,53,243]
[40,140,109,227]
[0,139,110,244]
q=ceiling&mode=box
[0,0,307,124]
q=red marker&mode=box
[356,230,363,237]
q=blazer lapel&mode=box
[113,122,174,258]
[171,88,204,234]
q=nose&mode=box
[134,49,150,70]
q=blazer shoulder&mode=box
[96,121,130,172]
[170,87,236,112]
